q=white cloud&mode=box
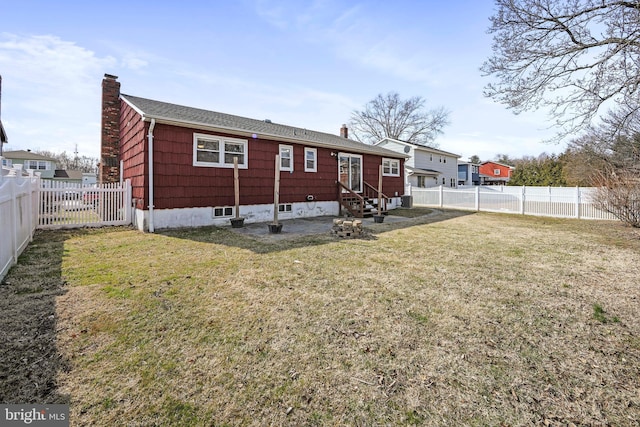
[0,33,119,158]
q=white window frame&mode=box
[382,158,400,177]
[494,168,501,176]
[193,133,248,169]
[304,147,317,172]
[2,158,12,167]
[279,144,294,172]
[26,160,49,170]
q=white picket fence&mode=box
[0,165,40,281]
[1,160,133,281]
[409,185,618,220]
[38,180,132,229]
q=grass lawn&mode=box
[1,210,639,426]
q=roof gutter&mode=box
[147,118,156,233]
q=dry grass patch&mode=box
[2,212,640,426]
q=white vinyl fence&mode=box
[38,180,132,229]
[409,185,618,221]
[1,160,132,281]
[0,164,40,281]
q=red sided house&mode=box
[100,74,407,231]
[479,161,514,185]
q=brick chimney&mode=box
[100,74,121,184]
[340,124,348,138]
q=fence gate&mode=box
[38,180,132,229]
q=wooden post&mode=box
[273,155,280,225]
[378,164,383,214]
[234,156,240,219]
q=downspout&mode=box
[147,118,156,233]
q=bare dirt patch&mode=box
[0,231,70,404]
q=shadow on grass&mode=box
[0,230,73,404]
[159,208,475,254]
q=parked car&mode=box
[83,190,100,207]
[64,190,81,200]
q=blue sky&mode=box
[0,0,564,162]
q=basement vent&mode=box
[278,203,292,213]
[213,207,234,217]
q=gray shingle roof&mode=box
[406,166,441,175]
[3,150,56,161]
[121,94,407,159]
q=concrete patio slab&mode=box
[227,214,414,241]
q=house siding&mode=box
[479,161,513,184]
[123,122,405,211]
[2,152,57,179]
[376,139,459,188]
[119,100,147,209]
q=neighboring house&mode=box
[99,74,407,231]
[0,75,8,156]
[53,169,85,185]
[82,172,97,186]
[457,162,480,186]
[374,138,460,189]
[2,150,56,179]
[0,126,6,157]
[479,161,514,185]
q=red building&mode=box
[100,74,407,231]
[479,161,514,185]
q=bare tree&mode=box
[34,150,98,173]
[562,111,640,226]
[593,169,640,227]
[494,153,516,166]
[481,0,640,139]
[349,92,450,146]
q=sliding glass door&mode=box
[338,153,362,192]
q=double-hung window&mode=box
[304,147,317,172]
[279,145,293,172]
[382,158,400,176]
[193,134,248,168]
[26,160,48,170]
